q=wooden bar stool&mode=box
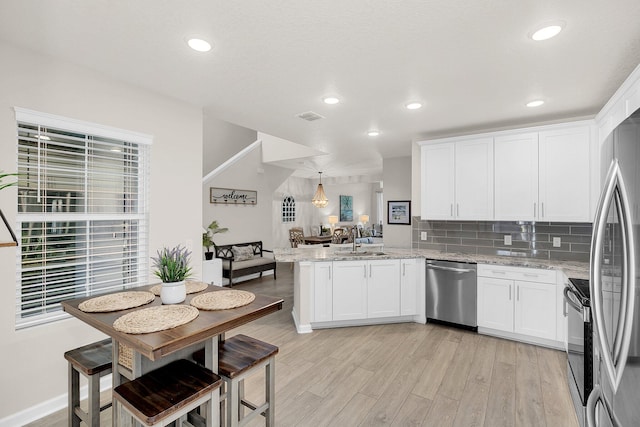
[113,359,222,426]
[218,334,279,427]
[64,338,113,427]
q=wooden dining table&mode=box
[61,284,283,426]
[303,235,333,245]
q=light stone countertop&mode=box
[272,247,589,280]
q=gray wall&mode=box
[383,156,412,248]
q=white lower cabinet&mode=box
[400,259,418,316]
[367,259,401,318]
[332,261,368,321]
[312,258,417,323]
[477,264,559,343]
[312,262,333,322]
[513,281,556,340]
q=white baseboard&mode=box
[291,310,312,334]
[0,375,112,427]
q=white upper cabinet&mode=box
[538,125,591,222]
[420,121,592,222]
[421,138,493,220]
[421,142,455,219]
[455,138,494,220]
[494,133,538,221]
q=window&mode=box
[282,195,296,222]
[15,108,151,329]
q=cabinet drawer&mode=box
[477,264,556,284]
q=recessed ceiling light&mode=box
[526,100,545,108]
[405,101,423,110]
[367,130,380,137]
[323,96,340,105]
[530,24,563,41]
[187,38,212,52]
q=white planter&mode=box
[160,281,186,304]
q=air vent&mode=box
[296,111,325,122]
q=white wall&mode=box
[383,156,413,248]
[273,176,376,248]
[203,111,257,174]
[0,42,203,424]
[202,145,292,252]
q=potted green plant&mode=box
[151,245,192,304]
[203,220,229,260]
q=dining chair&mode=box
[288,227,305,248]
[330,228,346,244]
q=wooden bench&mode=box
[113,359,222,426]
[64,338,113,427]
[214,241,276,286]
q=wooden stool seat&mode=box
[113,359,222,426]
[64,338,113,427]
[220,334,278,427]
[218,334,279,378]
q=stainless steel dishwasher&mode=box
[425,259,477,330]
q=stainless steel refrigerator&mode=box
[588,107,640,426]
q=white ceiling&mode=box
[1,1,640,179]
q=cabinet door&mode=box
[367,259,400,318]
[312,262,333,322]
[400,259,418,316]
[494,133,539,220]
[538,126,591,221]
[421,143,455,219]
[332,261,368,321]
[514,281,556,340]
[477,276,513,332]
[455,138,494,220]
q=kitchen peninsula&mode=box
[274,247,426,333]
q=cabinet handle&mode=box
[523,273,538,278]
[541,202,545,218]
[492,270,506,275]
[450,204,453,217]
[364,265,367,278]
[329,267,331,280]
[533,202,536,218]
[369,265,372,277]
[517,285,520,301]
[457,203,460,217]
[509,286,512,300]
[403,263,406,276]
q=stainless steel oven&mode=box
[565,277,593,427]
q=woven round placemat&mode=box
[78,291,156,313]
[149,280,208,296]
[113,305,199,334]
[190,290,255,311]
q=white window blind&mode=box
[15,109,151,329]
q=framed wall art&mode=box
[387,200,411,225]
[339,195,353,221]
[209,187,257,205]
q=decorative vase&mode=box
[160,281,186,304]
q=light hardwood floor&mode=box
[28,263,578,427]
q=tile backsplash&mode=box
[412,218,592,263]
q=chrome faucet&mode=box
[351,225,359,252]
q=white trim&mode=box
[14,107,153,145]
[595,62,640,124]
[291,309,313,334]
[0,375,112,427]
[202,139,262,183]
[416,119,594,146]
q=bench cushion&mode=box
[222,257,274,271]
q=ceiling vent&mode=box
[296,111,325,122]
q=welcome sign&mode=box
[209,187,257,205]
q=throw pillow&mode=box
[232,245,254,261]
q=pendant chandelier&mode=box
[311,171,329,208]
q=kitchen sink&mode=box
[338,251,386,256]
